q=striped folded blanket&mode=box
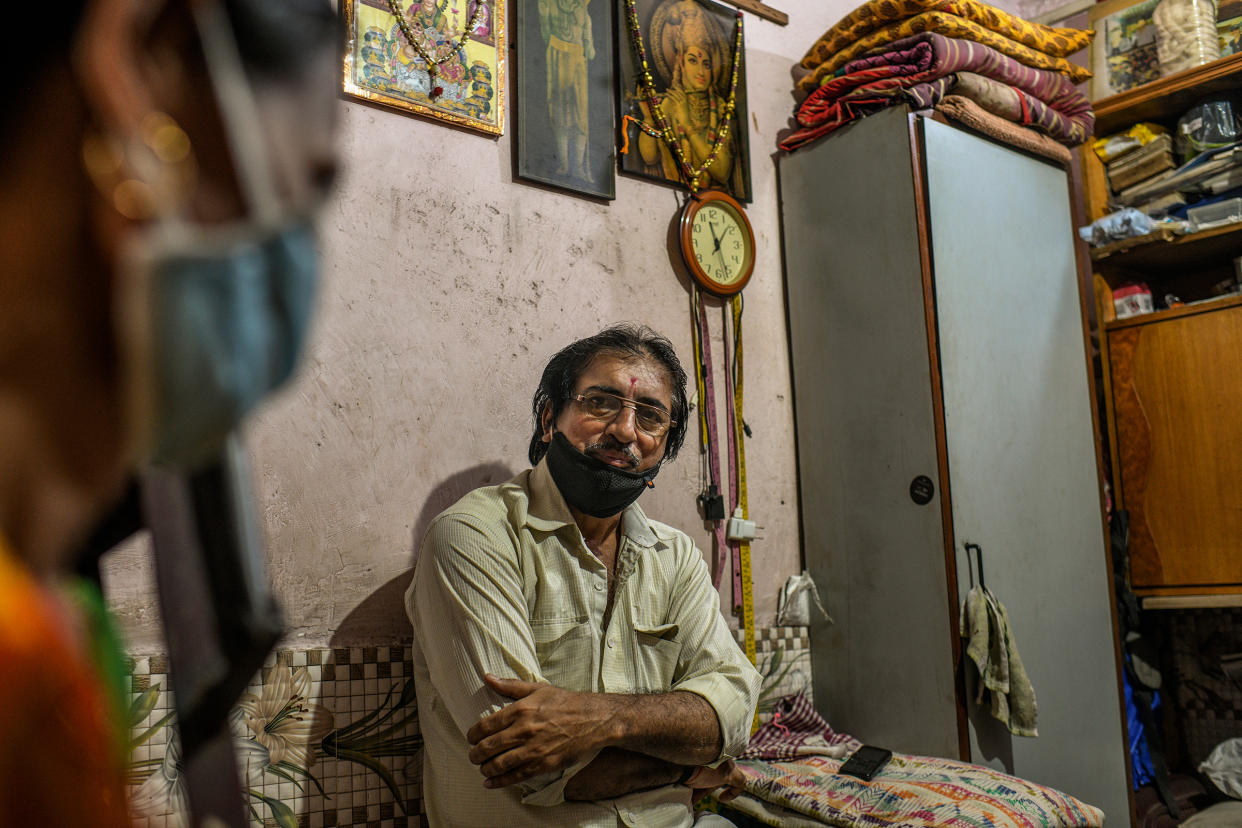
[796,10,1091,94]
[780,33,1092,152]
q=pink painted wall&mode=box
[104,0,1027,650]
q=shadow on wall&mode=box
[327,461,517,647]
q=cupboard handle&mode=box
[964,542,985,590]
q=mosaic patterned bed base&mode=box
[125,626,810,827]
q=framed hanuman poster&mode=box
[343,0,505,135]
[515,0,617,198]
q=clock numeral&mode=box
[731,254,740,263]
[732,240,741,249]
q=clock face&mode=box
[689,203,753,289]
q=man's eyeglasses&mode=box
[569,392,676,437]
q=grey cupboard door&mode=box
[922,117,1130,822]
[780,107,960,759]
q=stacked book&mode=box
[1108,134,1175,200]
[1116,142,1242,217]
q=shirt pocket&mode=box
[531,615,590,689]
[632,621,682,690]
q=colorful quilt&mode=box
[800,0,1092,69]
[797,11,1092,94]
[781,34,1092,151]
[729,753,1105,828]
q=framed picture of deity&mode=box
[343,0,505,135]
[515,0,617,199]
[616,0,751,202]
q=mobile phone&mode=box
[838,745,892,781]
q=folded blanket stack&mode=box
[781,0,1095,153]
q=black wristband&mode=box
[677,765,697,786]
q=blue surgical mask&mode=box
[118,218,319,469]
[116,2,325,470]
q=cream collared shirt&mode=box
[407,460,760,827]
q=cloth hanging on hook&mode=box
[959,543,1038,738]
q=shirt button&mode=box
[594,581,604,592]
[607,637,616,648]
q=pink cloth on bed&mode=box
[742,692,861,761]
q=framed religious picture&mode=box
[342,0,506,135]
[1088,0,1161,100]
[515,0,617,199]
[1218,0,1242,59]
[617,0,751,202]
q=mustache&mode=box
[585,437,640,470]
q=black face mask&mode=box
[544,432,661,518]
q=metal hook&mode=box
[964,542,985,590]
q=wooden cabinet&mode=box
[1083,55,1242,597]
[1106,298,1242,591]
[779,106,1130,822]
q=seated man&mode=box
[407,324,760,825]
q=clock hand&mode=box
[708,220,723,254]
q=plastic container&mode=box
[1187,197,1242,230]
[1114,283,1154,318]
[1153,0,1221,77]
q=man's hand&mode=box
[466,674,616,789]
[684,760,747,807]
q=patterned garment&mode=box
[730,753,1105,828]
[781,33,1092,152]
[800,0,1092,69]
[797,10,1092,94]
[0,536,131,826]
[742,692,859,761]
[936,94,1073,165]
[906,71,1092,144]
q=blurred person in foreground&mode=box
[0,0,338,822]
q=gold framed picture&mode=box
[343,0,506,135]
[1088,0,1161,100]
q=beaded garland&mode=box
[623,0,744,193]
[386,0,484,99]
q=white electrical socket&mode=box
[726,507,762,541]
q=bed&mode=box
[718,693,1105,828]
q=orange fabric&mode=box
[0,539,131,827]
[799,0,1093,69]
[796,11,1092,95]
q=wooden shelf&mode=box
[1090,221,1242,271]
[1143,593,1242,609]
[1094,53,1242,136]
[1103,291,1242,330]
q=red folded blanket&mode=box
[780,32,1091,152]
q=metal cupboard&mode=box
[778,105,1132,822]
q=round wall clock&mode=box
[679,190,756,297]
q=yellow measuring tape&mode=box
[731,295,755,669]
[691,289,756,729]
[731,296,758,735]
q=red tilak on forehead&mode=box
[629,377,637,392]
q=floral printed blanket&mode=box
[727,753,1105,828]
